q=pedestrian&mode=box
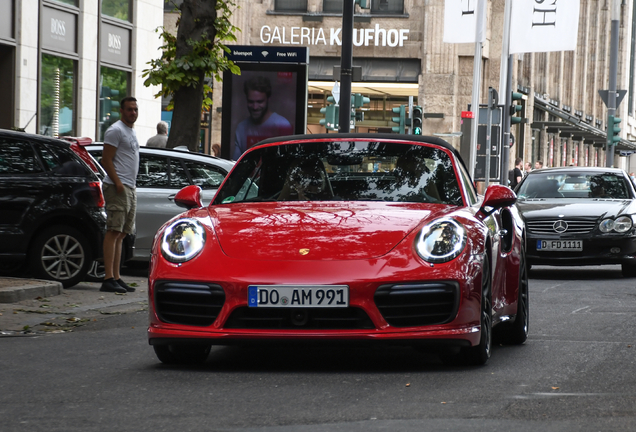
[535,160,544,169]
[508,157,523,189]
[212,143,221,157]
[100,96,139,294]
[146,121,168,148]
[524,162,532,176]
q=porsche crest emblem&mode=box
[299,248,310,255]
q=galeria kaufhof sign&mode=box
[260,25,410,47]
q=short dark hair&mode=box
[120,96,137,110]
[244,76,271,98]
[515,157,522,166]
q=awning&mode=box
[532,97,636,151]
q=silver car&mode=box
[86,144,235,262]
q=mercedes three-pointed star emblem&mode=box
[553,220,568,233]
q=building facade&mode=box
[2,0,164,145]
[171,0,636,172]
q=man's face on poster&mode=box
[246,89,269,123]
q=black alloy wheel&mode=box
[30,225,91,288]
[496,246,529,345]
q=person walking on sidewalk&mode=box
[100,96,139,294]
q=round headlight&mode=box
[599,218,614,233]
[416,219,467,263]
[161,219,206,263]
[613,216,633,233]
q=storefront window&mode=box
[323,0,342,13]
[99,66,129,141]
[40,54,75,137]
[102,0,131,22]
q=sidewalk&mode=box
[0,275,148,335]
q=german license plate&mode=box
[248,285,349,308]
[537,240,582,251]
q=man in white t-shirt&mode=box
[100,96,139,294]
[233,76,293,160]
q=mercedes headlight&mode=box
[416,219,467,263]
[161,219,206,263]
[599,216,633,233]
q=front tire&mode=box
[496,247,529,345]
[30,225,91,288]
[153,344,211,365]
[462,256,493,365]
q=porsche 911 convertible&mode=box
[147,134,528,366]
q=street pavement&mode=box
[0,274,148,335]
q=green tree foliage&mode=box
[142,0,240,113]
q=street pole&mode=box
[606,0,620,167]
[499,0,512,185]
[338,0,354,133]
[468,0,486,179]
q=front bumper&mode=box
[526,233,636,266]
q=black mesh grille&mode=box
[374,282,459,327]
[155,281,225,326]
[224,307,374,330]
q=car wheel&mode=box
[463,257,492,365]
[439,257,492,366]
[85,260,105,282]
[153,344,211,365]
[621,263,636,278]
[30,225,91,288]
[496,246,529,345]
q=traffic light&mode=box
[391,105,406,134]
[412,105,423,135]
[352,93,370,109]
[320,96,339,131]
[608,115,622,146]
[510,91,523,125]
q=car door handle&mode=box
[497,229,508,238]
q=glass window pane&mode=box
[183,160,226,189]
[102,0,130,21]
[275,0,307,12]
[0,141,42,174]
[323,0,342,13]
[40,54,75,137]
[99,67,129,141]
[137,154,169,187]
[52,0,77,6]
[371,0,403,14]
[170,159,190,188]
[164,0,183,11]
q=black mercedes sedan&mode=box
[515,166,636,277]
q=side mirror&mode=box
[481,184,517,212]
[174,185,203,209]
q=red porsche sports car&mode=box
[148,134,528,366]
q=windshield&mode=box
[213,140,463,205]
[517,171,632,199]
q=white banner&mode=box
[443,0,486,44]
[509,0,580,54]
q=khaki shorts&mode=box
[103,183,136,234]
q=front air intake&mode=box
[374,282,459,327]
[155,281,225,326]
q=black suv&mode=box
[0,129,106,287]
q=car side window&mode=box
[0,140,43,174]
[170,158,190,188]
[40,145,91,176]
[137,154,169,187]
[182,160,226,189]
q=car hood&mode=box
[517,199,635,219]
[208,202,457,260]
